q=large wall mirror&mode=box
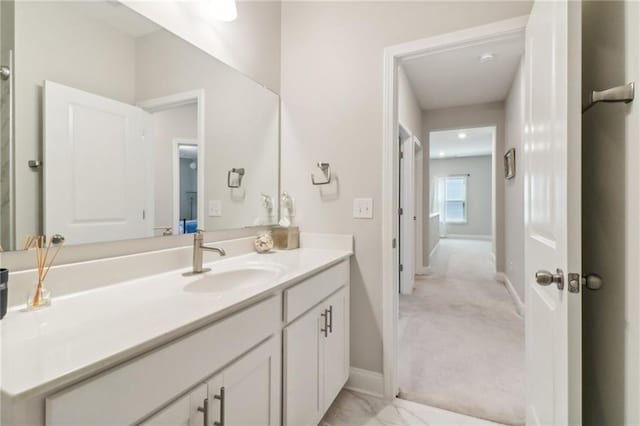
[0,1,280,251]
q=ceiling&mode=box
[402,32,525,110]
[429,126,494,159]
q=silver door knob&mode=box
[583,273,603,291]
[535,269,564,290]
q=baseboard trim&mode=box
[428,240,440,259]
[344,367,384,398]
[415,265,431,275]
[496,272,524,316]
[444,234,492,241]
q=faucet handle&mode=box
[194,229,205,239]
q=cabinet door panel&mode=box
[140,384,206,426]
[323,287,349,408]
[283,306,322,426]
[208,337,280,426]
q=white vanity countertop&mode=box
[1,248,352,400]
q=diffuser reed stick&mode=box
[29,235,64,308]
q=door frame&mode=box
[381,15,529,399]
[398,123,420,294]
[172,138,199,234]
[138,89,206,234]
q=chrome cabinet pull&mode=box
[214,387,225,426]
[321,310,328,337]
[197,398,208,426]
[327,305,333,334]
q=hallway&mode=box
[398,239,524,425]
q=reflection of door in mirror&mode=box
[176,141,199,235]
[44,81,154,245]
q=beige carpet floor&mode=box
[398,239,524,425]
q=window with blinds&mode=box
[445,176,467,223]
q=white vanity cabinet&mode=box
[140,384,207,426]
[322,287,349,407]
[205,337,280,426]
[45,296,281,426]
[283,260,350,426]
[6,255,352,426]
[141,337,280,426]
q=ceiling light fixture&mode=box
[479,52,495,63]
[458,132,467,140]
[210,0,237,22]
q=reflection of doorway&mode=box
[174,140,199,234]
[138,89,205,236]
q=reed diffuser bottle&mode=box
[26,234,64,310]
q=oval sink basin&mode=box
[183,264,285,293]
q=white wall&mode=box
[14,1,137,248]
[398,65,422,137]
[429,155,492,237]
[422,102,505,269]
[280,1,533,374]
[582,1,640,424]
[503,59,525,302]
[122,1,281,92]
[150,104,198,231]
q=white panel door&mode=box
[400,136,416,294]
[139,384,207,426]
[524,1,582,425]
[44,80,152,244]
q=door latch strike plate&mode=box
[568,273,581,293]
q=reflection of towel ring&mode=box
[227,168,245,188]
[311,162,331,185]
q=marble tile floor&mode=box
[320,389,504,426]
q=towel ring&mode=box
[227,168,245,188]
[311,162,331,185]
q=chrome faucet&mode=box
[187,230,226,275]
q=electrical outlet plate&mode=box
[208,200,222,217]
[353,198,373,219]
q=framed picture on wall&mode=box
[504,148,516,180]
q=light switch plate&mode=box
[353,198,373,219]
[208,200,222,217]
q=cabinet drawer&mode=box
[46,296,280,426]
[283,260,349,324]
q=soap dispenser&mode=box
[0,268,8,320]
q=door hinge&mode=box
[392,238,397,249]
[399,264,404,272]
[142,209,146,220]
[398,207,404,215]
[400,151,404,159]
